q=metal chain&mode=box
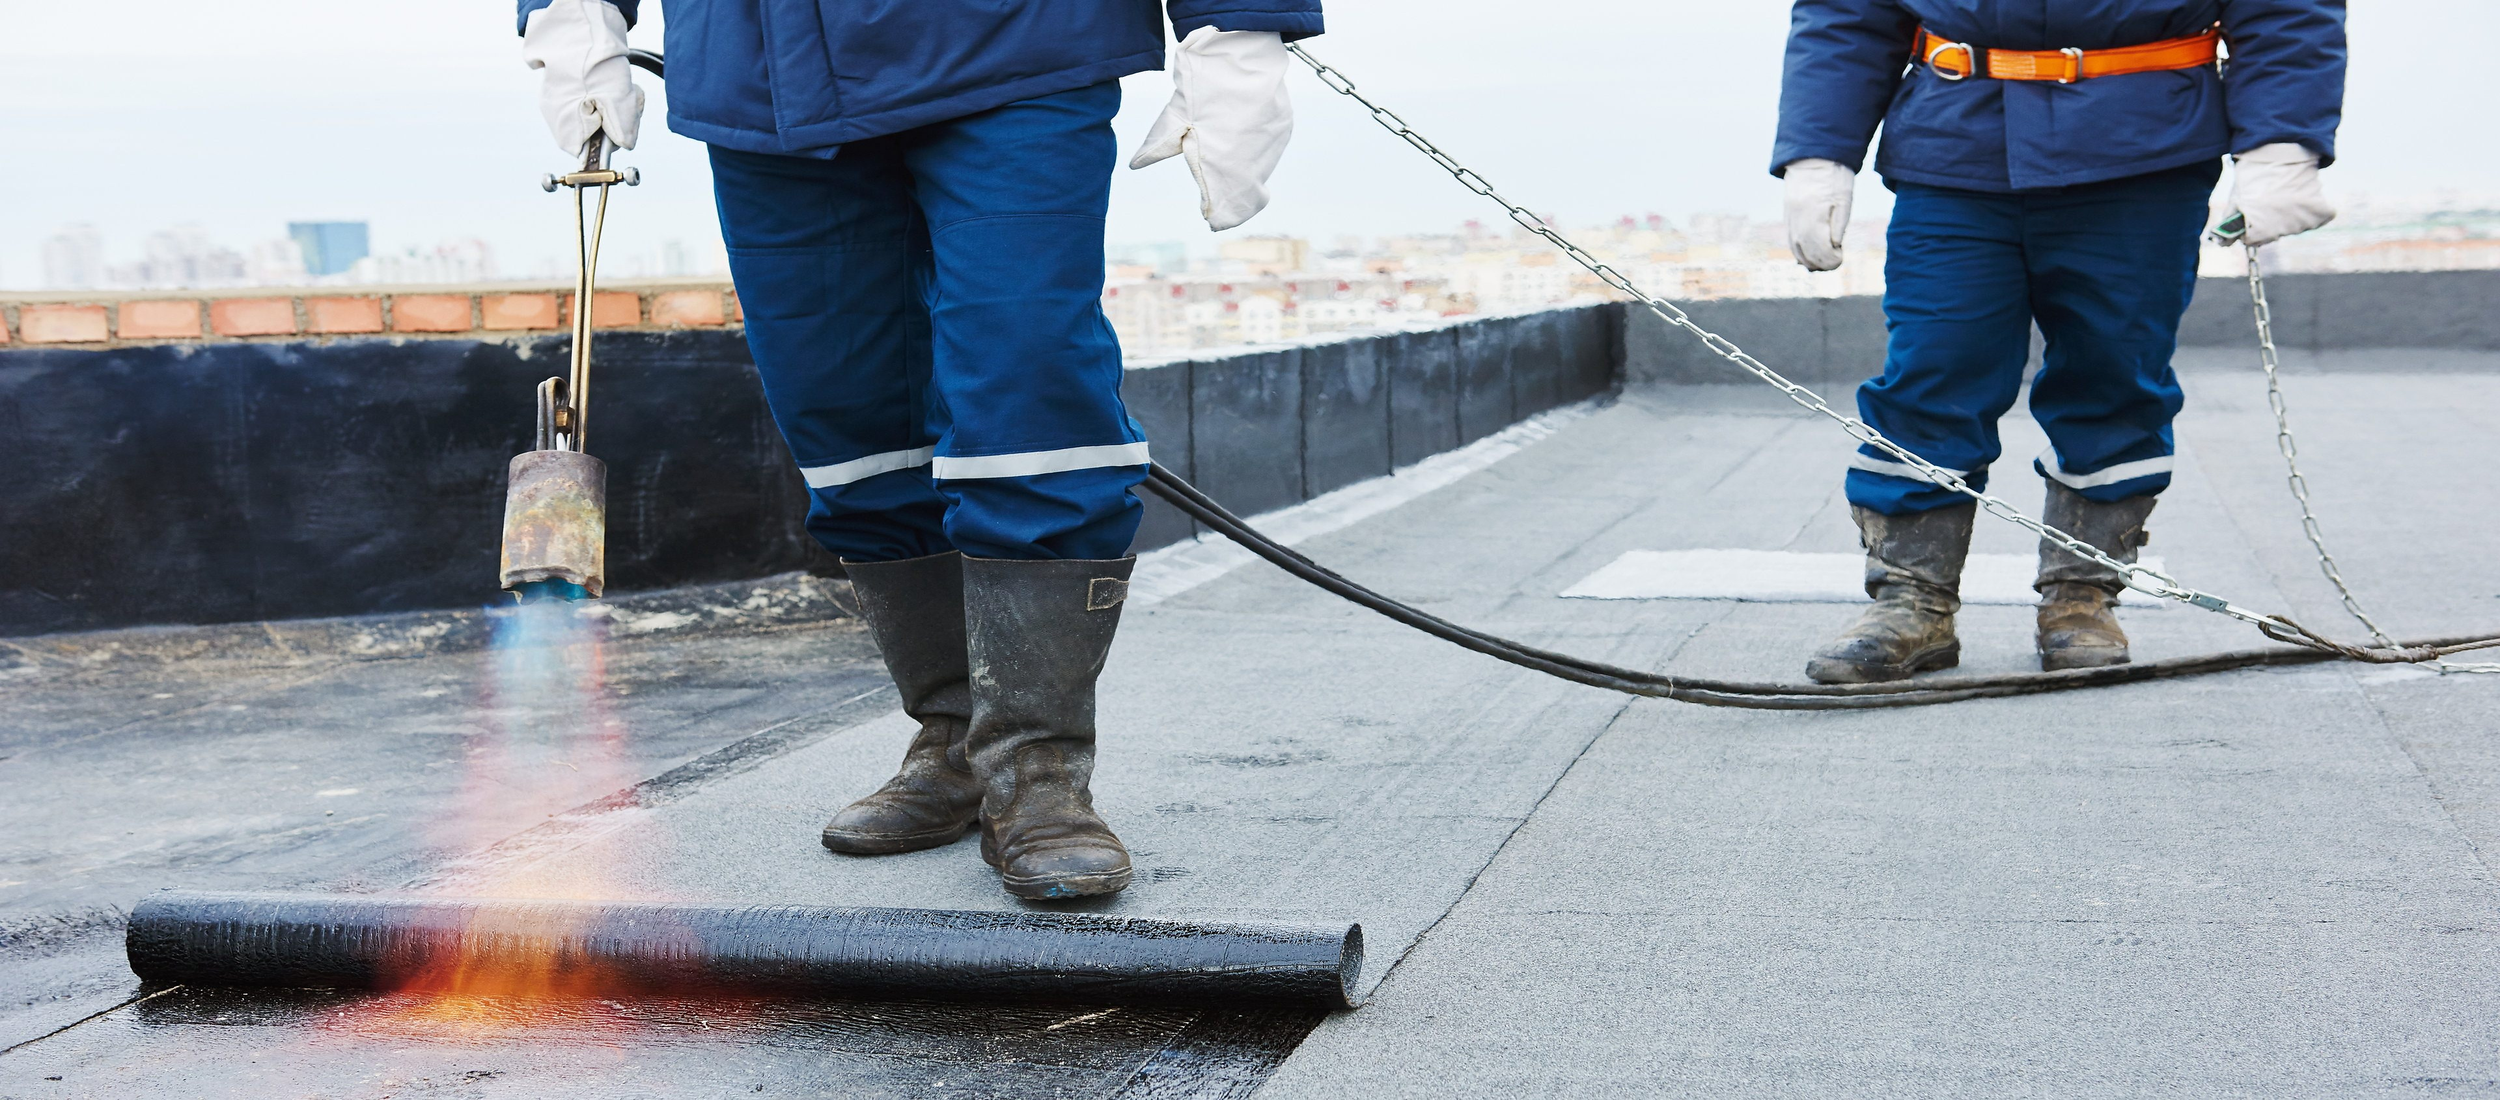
[2243,247,2500,674]
[2241,245,2396,647]
[1286,44,2407,657]
[1282,44,2500,664]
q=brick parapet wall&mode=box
[0,281,742,347]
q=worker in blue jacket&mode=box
[1771,0,2343,683]
[519,0,1323,899]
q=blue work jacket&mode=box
[1770,0,2344,191]
[520,0,1324,156]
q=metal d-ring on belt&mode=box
[1918,23,2223,84]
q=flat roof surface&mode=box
[5,353,2498,1096]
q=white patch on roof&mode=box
[1561,549,2169,607]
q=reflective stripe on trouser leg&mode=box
[2036,448,2175,494]
[803,446,938,489]
[907,82,1143,561]
[1846,451,1974,485]
[931,442,1151,481]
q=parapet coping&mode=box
[0,282,1612,361]
[0,279,744,349]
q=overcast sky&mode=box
[1,1,2491,287]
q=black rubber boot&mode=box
[963,555,1136,901]
[1806,502,1975,684]
[820,552,985,855]
[2036,483,2158,671]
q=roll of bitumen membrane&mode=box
[126,891,1361,1009]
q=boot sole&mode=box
[2041,648,2130,672]
[1804,641,1961,685]
[979,829,1134,899]
[1001,866,1133,900]
[821,819,977,856]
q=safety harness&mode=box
[1918,24,2222,84]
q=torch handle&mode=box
[566,136,612,452]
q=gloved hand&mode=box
[1128,27,1293,232]
[523,0,643,158]
[1782,158,1855,271]
[2220,142,2334,247]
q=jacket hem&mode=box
[1877,144,2225,194]
[1171,10,1326,40]
[668,53,1160,155]
[1873,164,2014,193]
[668,113,839,159]
[2004,145,2228,191]
[784,54,1161,150]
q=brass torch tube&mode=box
[568,138,612,452]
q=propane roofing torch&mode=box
[496,130,641,603]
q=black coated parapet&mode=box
[126,891,1362,1009]
[0,308,1620,636]
[1623,269,2500,389]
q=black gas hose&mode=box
[1140,465,2490,710]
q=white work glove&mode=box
[522,0,643,157]
[1782,158,1855,271]
[2218,142,2334,247]
[1128,27,1293,232]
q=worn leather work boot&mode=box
[820,552,986,855]
[1806,502,1976,684]
[2036,483,2158,671]
[963,555,1137,900]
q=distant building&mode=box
[1109,241,1189,275]
[248,239,308,285]
[1103,269,1465,357]
[108,226,246,289]
[1099,212,1894,358]
[1218,236,1310,276]
[1445,252,1573,312]
[347,239,497,285]
[288,221,370,277]
[2204,198,2500,277]
[41,225,105,289]
[1686,213,1754,246]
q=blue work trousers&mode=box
[710,81,1146,562]
[1847,159,2221,514]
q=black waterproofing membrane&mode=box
[126,891,1362,1009]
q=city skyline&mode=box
[26,218,728,291]
[19,203,1857,295]
[29,188,2498,292]
[3,1,2494,291]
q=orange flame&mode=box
[344,598,677,1030]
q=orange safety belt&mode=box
[1916,24,2222,83]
